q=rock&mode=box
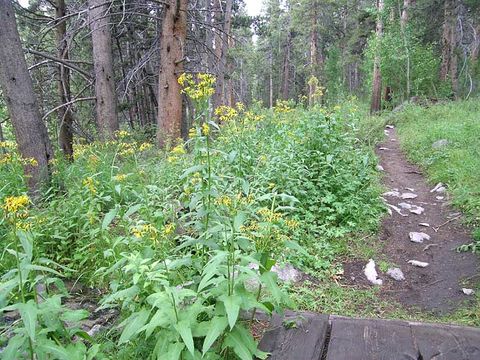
[379,147,390,150]
[405,187,415,192]
[409,232,431,243]
[419,223,430,227]
[436,196,444,200]
[423,243,438,251]
[409,205,425,215]
[462,288,475,296]
[398,202,412,209]
[401,192,418,199]
[376,164,385,172]
[86,324,103,337]
[387,203,408,217]
[430,183,446,193]
[384,130,390,135]
[364,259,382,286]
[387,268,405,281]
[408,260,429,268]
[271,263,303,283]
[383,190,401,198]
[432,139,449,149]
[386,125,395,129]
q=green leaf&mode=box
[223,326,257,360]
[221,295,241,330]
[118,309,150,344]
[124,204,142,218]
[260,271,283,304]
[16,230,32,260]
[60,309,89,322]
[164,342,185,360]
[174,320,195,355]
[1,334,26,360]
[102,207,118,230]
[37,340,71,360]
[24,264,62,277]
[142,307,170,338]
[18,300,37,342]
[202,316,228,354]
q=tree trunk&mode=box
[56,0,74,158]
[0,0,53,194]
[157,0,187,147]
[440,0,459,97]
[281,28,292,100]
[88,0,118,139]
[370,0,384,114]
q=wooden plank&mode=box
[258,311,329,359]
[411,322,480,359]
[326,317,418,360]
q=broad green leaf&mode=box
[60,309,89,322]
[1,334,26,360]
[24,264,62,277]
[221,295,241,330]
[174,320,195,355]
[16,230,32,260]
[202,316,228,354]
[223,326,257,360]
[124,204,142,218]
[260,271,282,304]
[18,300,37,342]
[164,342,185,360]
[118,309,150,344]
[102,207,118,230]
[142,307,170,338]
[37,339,71,360]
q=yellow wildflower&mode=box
[0,141,16,150]
[188,127,198,139]
[285,219,299,229]
[215,105,238,122]
[139,142,153,151]
[171,143,186,156]
[115,130,130,139]
[202,123,210,136]
[0,153,12,165]
[114,174,127,182]
[82,177,97,194]
[163,223,175,236]
[215,195,232,207]
[2,195,30,215]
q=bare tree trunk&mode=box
[308,10,319,107]
[440,0,459,97]
[212,0,233,109]
[88,0,118,139]
[400,0,413,99]
[370,0,384,114]
[157,0,187,147]
[269,47,273,108]
[0,0,53,194]
[56,0,74,158]
[281,28,292,100]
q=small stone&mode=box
[432,139,449,149]
[379,147,390,150]
[383,190,401,198]
[419,223,430,227]
[430,183,446,193]
[384,130,390,135]
[387,203,408,217]
[271,263,303,283]
[386,125,394,129]
[409,206,425,215]
[387,268,405,281]
[364,259,382,286]
[398,202,412,209]
[436,196,444,200]
[401,192,418,199]
[408,260,429,267]
[406,187,415,192]
[376,164,385,172]
[409,232,431,243]
[462,288,475,296]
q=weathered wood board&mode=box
[258,311,329,360]
[258,312,480,360]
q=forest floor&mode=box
[343,125,479,314]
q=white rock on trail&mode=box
[386,125,395,129]
[383,190,401,198]
[364,259,382,285]
[384,130,390,135]
[387,268,405,281]
[401,192,418,199]
[409,232,430,243]
[409,206,425,215]
[419,223,430,227]
[406,187,415,192]
[462,288,475,296]
[408,260,429,268]
[436,196,444,200]
[387,203,408,217]
[376,165,385,172]
[398,202,412,209]
[271,263,303,283]
[430,183,446,193]
[379,147,390,150]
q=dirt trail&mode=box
[349,126,479,315]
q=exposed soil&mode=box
[345,126,479,315]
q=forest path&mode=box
[348,125,479,314]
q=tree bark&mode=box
[88,0,118,139]
[440,0,459,97]
[157,0,187,146]
[370,0,384,114]
[0,0,53,194]
[56,0,74,158]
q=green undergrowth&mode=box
[0,94,385,358]
[393,100,480,250]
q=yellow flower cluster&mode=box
[115,130,130,139]
[0,141,16,150]
[240,221,259,233]
[178,73,216,101]
[167,142,187,163]
[235,192,255,205]
[2,195,29,215]
[257,207,283,222]
[215,105,238,122]
[215,195,232,207]
[82,177,97,194]
[114,174,127,182]
[131,223,157,239]
[244,111,265,122]
[0,153,12,165]
[188,127,198,139]
[285,219,299,229]
[163,223,175,236]
[274,100,293,113]
[139,142,153,151]
[118,142,136,156]
[202,123,210,136]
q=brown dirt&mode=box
[346,126,479,315]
